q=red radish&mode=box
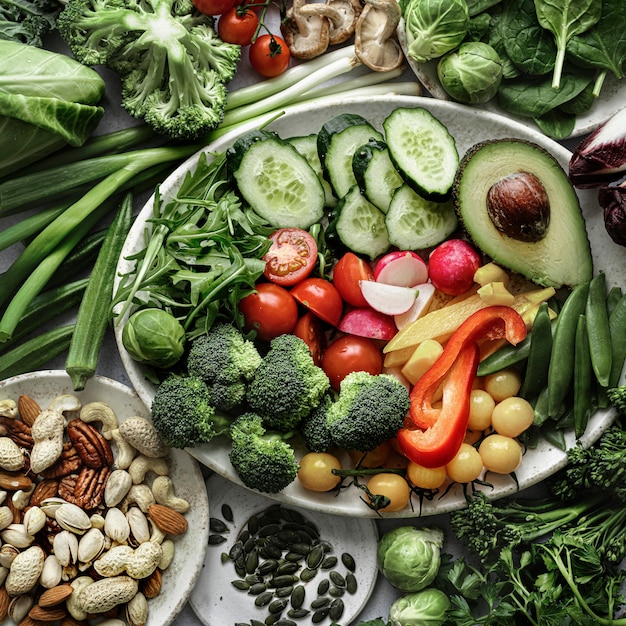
[337,308,397,340]
[394,282,436,330]
[374,251,428,287]
[359,280,418,315]
[428,239,481,296]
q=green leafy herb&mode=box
[0,0,61,47]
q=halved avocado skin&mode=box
[452,138,593,288]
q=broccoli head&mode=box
[57,0,241,140]
[300,392,334,453]
[1,0,61,47]
[246,334,331,433]
[187,322,262,411]
[151,373,233,448]
[326,371,410,452]
[229,412,299,494]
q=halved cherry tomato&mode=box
[332,252,374,308]
[262,228,318,287]
[217,6,259,46]
[322,335,383,390]
[293,311,327,366]
[238,282,298,342]
[249,34,290,77]
[290,277,343,326]
[193,0,235,15]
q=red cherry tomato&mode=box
[332,252,374,308]
[262,228,318,287]
[238,282,298,342]
[293,311,327,366]
[249,34,291,77]
[290,277,343,327]
[193,0,235,15]
[217,6,259,46]
[322,335,383,390]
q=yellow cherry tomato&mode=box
[297,452,342,492]
[445,443,483,484]
[467,388,495,431]
[406,461,447,490]
[478,434,523,474]
[491,396,535,438]
[365,473,411,512]
[484,368,522,402]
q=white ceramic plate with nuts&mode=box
[0,370,209,626]
[190,474,378,626]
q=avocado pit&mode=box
[486,171,550,243]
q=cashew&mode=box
[5,545,45,596]
[0,437,24,471]
[119,484,156,513]
[126,591,149,626]
[12,483,35,510]
[80,402,137,470]
[128,455,169,485]
[67,575,95,621]
[151,476,190,513]
[0,399,17,419]
[148,518,166,544]
[77,575,139,614]
[48,394,82,415]
[104,469,133,508]
[118,416,169,458]
[30,409,65,474]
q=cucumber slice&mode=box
[331,185,390,259]
[383,107,459,201]
[228,130,325,229]
[386,184,458,250]
[317,113,383,199]
[352,139,403,214]
[287,134,337,208]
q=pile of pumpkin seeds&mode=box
[209,502,358,625]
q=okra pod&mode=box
[573,315,593,439]
[65,193,134,391]
[585,272,612,387]
[547,281,590,418]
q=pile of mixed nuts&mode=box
[0,392,190,626]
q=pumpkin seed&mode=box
[244,537,256,554]
[230,542,244,561]
[246,550,259,574]
[311,607,330,623]
[251,621,265,626]
[208,534,227,545]
[276,562,299,576]
[209,518,229,533]
[221,552,230,564]
[259,523,282,538]
[287,608,310,619]
[221,503,234,522]
[269,575,298,588]
[306,545,324,569]
[262,544,283,560]
[310,596,330,609]
[329,598,345,621]
[255,592,274,607]
[258,559,280,575]
[321,555,337,569]
[232,580,250,591]
[247,515,259,535]
[290,584,305,609]
[264,614,280,625]
[299,567,317,582]
[341,552,356,572]
[284,552,305,563]
[329,571,346,588]
[269,598,288,614]
[346,572,358,594]
[275,585,294,598]
[245,574,265,585]
[329,586,345,598]
[276,619,298,626]
[317,579,329,595]
[248,582,268,595]
[289,542,313,556]
[240,530,251,544]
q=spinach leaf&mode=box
[497,68,594,117]
[534,109,576,139]
[466,0,502,17]
[558,81,596,114]
[502,0,556,76]
[0,93,103,146]
[533,0,602,89]
[566,0,626,85]
[488,8,522,79]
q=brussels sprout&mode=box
[376,526,444,592]
[122,308,186,369]
[388,589,450,626]
[437,41,503,104]
[403,0,469,63]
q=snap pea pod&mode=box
[519,302,553,400]
[608,292,626,388]
[606,286,623,316]
[573,314,593,439]
[585,272,612,387]
[532,384,550,426]
[476,333,531,377]
[547,281,590,418]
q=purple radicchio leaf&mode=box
[599,175,626,246]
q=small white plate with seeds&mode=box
[190,474,379,626]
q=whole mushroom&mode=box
[355,0,404,71]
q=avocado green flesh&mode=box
[453,139,593,288]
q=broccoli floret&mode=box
[57,0,241,140]
[300,393,334,453]
[151,373,233,448]
[607,386,626,415]
[229,412,299,494]
[325,371,409,452]
[246,334,331,433]
[0,0,61,47]
[187,322,262,411]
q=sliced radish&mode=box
[394,282,436,330]
[359,280,418,315]
[337,308,397,340]
[374,250,428,287]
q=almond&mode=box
[17,395,41,427]
[0,586,9,621]
[28,604,67,621]
[148,503,188,535]
[60,617,88,626]
[37,584,73,607]
[18,617,49,626]
[0,470,32,491]
[141,567,162,598]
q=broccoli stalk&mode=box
[228,412,299,494]
[57,0,240,140]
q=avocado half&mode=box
[452,139,593,288]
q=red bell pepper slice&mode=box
[397,305,527,469]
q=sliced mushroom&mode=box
[281,0,331,60]
[354,0,404,72]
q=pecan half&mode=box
[0,416,33,448]
[30,478,60,507]
[39,443,83,479]
[58,474,78,505]
[74,466,111,510]
[67,420,114,469]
